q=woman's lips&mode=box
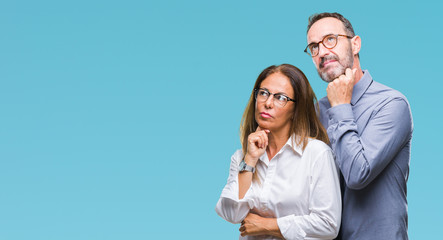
[260,112,272,118]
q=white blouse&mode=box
[215,136,341,240]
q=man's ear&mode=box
[351,35,361,55]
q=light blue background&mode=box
[1,0,441,239]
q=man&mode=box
[304,12,413,239]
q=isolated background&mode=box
[1,0,441,239]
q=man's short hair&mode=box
[307,12,356,37]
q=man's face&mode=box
[307,17,354,82]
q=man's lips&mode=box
[320,56,339,68]
[322,59,337,67]
[260,112,272,118]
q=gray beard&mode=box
[317,48,354,83]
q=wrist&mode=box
[265,218,283,238]
[244,154,258,167]
[239,159,256,173]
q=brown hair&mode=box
[240,64,329,157]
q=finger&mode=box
[256,126,262,132]
[345,68,353,79]
[248,135,260,150]
[260,134,266,149]
[249,133,262,142]
[259,134,266,149]
[261,131,269,147]
[260,131,269,148]
[253,135,264,149]
[257,125,271,133]
[352,68,357,83]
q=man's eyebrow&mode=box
[308,33,335,45]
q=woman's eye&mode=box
[259,90,269,96]
[275,95,287,102]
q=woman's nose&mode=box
[264,95,274,108]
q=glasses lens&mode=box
[309,44,319,57]
[273,94,287,107]
[256,89,269,102]
[323,35,337,49]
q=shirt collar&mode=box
[351,70,372,106]
[286,134,304,156]
[258,134,304,163]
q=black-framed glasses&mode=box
[304,34,353,57]
[254,88,295,107]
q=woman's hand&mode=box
[245,126,270,167]
[239,213,283,238]
[238,126,270,199]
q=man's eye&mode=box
[327,36,335,42]
[310,44,318,51]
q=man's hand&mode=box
[327,68,357,107]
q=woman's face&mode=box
[255,72,295,133]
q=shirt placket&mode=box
[258,153,279,213]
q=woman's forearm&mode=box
[260,218,284,238]
[238,155,257,199]
[238,171,253,199]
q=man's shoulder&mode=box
[368,79,409,103]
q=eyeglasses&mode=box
[304,34,353,57]
[254,88,295,107]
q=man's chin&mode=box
[319,71,336,83]
[318,68,344,83]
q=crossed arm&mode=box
[215,148,341,239]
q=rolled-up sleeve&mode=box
[215,150,255,224]
[277,148,341,239]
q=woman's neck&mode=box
[266,130,291,161]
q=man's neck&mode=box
[352,58,363,85]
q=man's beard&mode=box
[317,47,354,83]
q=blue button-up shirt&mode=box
[319,70,413,240]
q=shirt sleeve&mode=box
[277,147,342,239]
[215,150,256,224]
[326,98,413,189]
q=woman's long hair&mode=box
[240,64,329,159]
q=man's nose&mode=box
[317,43,330,58]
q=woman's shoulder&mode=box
[305,138,332,153]
[230,149,244,164]
[232,149,244,158]
[303,139,335,168]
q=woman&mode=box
[215,64,341,239]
